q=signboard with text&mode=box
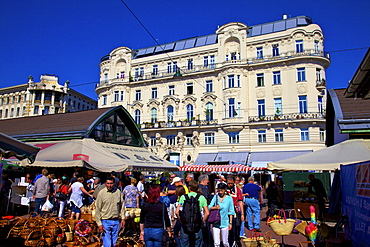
[341,161,370,246]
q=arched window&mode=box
[150,108,157,123]
[135,109,141,124]
[205,103,214,121]
[186,104,194,121]
[167,105,174,121]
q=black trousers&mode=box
[228,212,241,247]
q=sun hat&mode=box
[171,177,181,185]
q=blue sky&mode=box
[1,0,369,99]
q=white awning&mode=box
[268,139,370,171]
[21,138,178,172]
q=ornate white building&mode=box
[0,74,97,119]
[95,15,330,167]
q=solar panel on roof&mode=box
[155,45,165,53]
[184,39,196,49]
[251,26,262,36]
[206,34,217,45]
[261,23,273,34]
[136,49,146,56]
[164,43,175,51]
[286,19,296,29]
[174,41,186,51]
[195,36,207,47]
[273,21,286,32]
[145,47,155,55]
[297,17,308,26]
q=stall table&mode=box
[294,202,318,219]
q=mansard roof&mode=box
[132,15,313,59]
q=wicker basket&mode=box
[44,229,55,247]
[7,220,24,238]
[269,209,296,236]
[66,219,78,231]
[85,235,102,247]
[24,230,44,247]
[55,217,68,232]
[43,218,62,236]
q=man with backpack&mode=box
[176,180,209,247]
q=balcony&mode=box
[248,112,325,122]
[141,119,218,130]
[95,50,330,88]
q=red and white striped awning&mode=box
[178,164,267,173]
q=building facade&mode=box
[95,15,330,166]
[0,74,97,119]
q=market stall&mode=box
[0,132,40,215]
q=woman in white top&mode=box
[68,177,93,220]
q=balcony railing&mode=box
[248,112,325,122]
[141,119,218,129]
[96,50,330,89]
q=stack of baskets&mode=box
[5,212,101,247]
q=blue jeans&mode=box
[180,226,203,247]
[144,227,164,247]
[102,219,120,247]
[239,221,245,236]
[244,198,260,230]
[34,197,46,215]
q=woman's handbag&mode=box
[55,185,67,200]
[162,203,169,243]
[289,209,301,233]
[208,196,221,224]
[268,209,296,235]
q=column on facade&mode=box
[41,91,45,106]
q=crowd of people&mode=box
[0,169,326,247]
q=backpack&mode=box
[180,194,202,234]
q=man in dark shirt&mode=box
[166,174,178,222]
[242,176,261,231]
[198,174,213,247]
[307,174,327,220]
[111,171,120,190]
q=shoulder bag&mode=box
[162,202,169,243]
[55,185,67,200]
[208,195,221,224]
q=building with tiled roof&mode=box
[95,15,330,167]
[326,48,370,146]
[0,74,97,119]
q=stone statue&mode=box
[191,131,200,147]
[142,134,150,147]
[176,132,185,151]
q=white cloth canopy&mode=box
[21,138,178,172]
[267,139,370,171]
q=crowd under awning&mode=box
[179,164,267,172]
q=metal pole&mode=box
[6,188,11,215]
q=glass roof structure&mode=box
[133,16,313,59]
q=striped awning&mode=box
[179,164,267,173]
